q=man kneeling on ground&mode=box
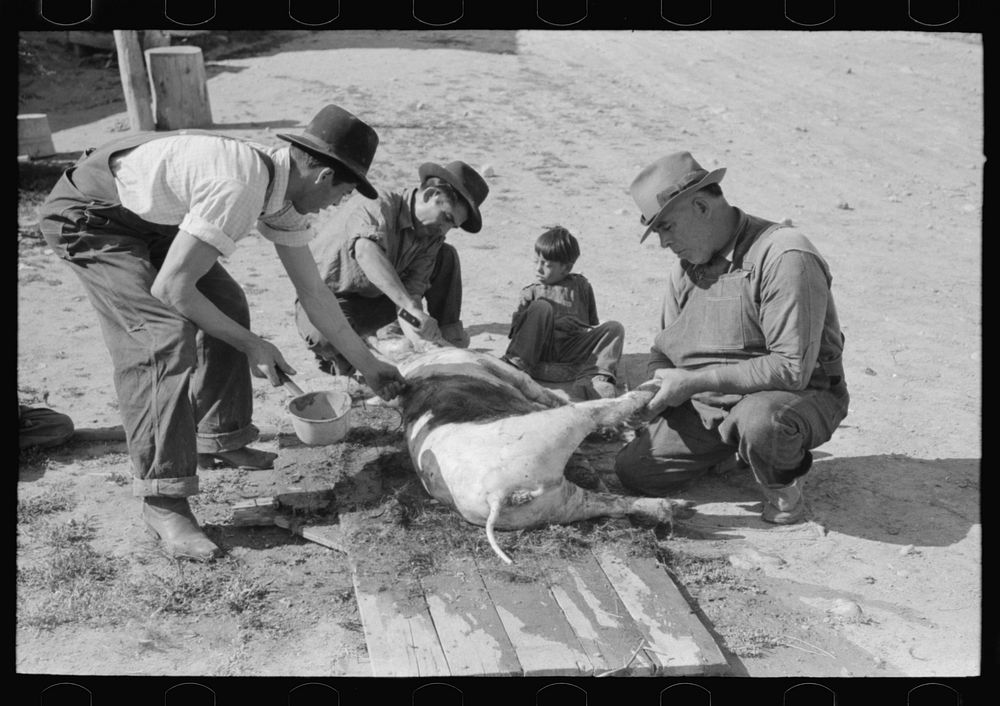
[615,152,850,525]
[297,161,489,375]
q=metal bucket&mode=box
[278,372,351,446]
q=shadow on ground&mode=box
[679,455,979,548]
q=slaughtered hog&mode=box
[368,336,694,564]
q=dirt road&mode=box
[17,30,982,680]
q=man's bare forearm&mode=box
[354,239,421,312]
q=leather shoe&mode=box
[198,447,277,470]
[143,497,221,561]
[760,478,806,524]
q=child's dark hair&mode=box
[534,226,580,265]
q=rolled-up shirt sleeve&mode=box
[180,178,265,257]
[709,250,829,392]
[334,201,391,295]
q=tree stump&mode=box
[18,114,56,158]
[144,46,213,130]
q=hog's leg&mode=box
[473,389,662,508]
[485,481,695,564]
[477,355,568,408]
[501,481,694,527]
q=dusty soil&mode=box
[17,30,982,681]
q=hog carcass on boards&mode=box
[370,337,694,564]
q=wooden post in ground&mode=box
[112,30,155,132]
[144,46,214,130]
[141,30,171,51]
[17,114,56,158]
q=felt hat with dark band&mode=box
[277,104,380,199]
[630,151,726,243]
[418,161,490,233]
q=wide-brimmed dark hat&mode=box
[417,161,489,233]
[630,151,726,243]
[277,105,379,199]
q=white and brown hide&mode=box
[371,337,693,564]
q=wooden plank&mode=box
[477,559,593,676]
[339,511,449,677]
[351,567,451,677]
[546,553,659,676]
[230,497,278,526]
[594,550,729,675]
[420,556,523,676]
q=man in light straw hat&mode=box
[298,160,489,374]
[38,104,406,561]
[615,152,849,524]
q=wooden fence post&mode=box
[112,30,155,132]
[144,46,214,130]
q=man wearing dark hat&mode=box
[615,151,849,524]
[297,161,489,374]
[37,104,406,561]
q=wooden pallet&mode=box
[344,526,728,677]
[232,498,729,677]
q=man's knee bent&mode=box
[613,439,707,496]
[523,299,555,320]
[730,394,812,453]
[600,320,625,338]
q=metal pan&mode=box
[277,369,351,446]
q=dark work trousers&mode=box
[296,242,463,372]
[19,405,75,450]
[37,134,259,499]
[506,299,625,380]
[614,383,850,493]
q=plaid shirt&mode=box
[111,134,312,257]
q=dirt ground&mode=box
[17,30,982,682]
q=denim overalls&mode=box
[615,219,850,493]
[38,131,274,499]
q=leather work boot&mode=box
[143,497,221,561]
[198,447,277,470]
[760,477,806,525]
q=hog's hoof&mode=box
[630,497,694,527]
[668,499,696,520]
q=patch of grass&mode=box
[17,485,76,524]
[719,626,784,658]
[105,470,131,487]
[657,546,764,594]
[17,513,281,638]
[221,572,273,615]
[17,518,127,629]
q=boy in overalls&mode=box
[616,152,849,524]
[503,226,625,399]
